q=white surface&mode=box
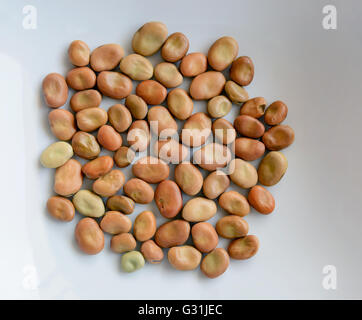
[0,0,362,299]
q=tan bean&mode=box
[97,71,132,99]
[262,125,295,151]
[189,71,226,100]
[225,80,249,104]
[100,211,132,234]
[264,100,288,125]
[193,143,231,171]
[125,94,148,120]
[127,120,150,152]
[230,56,254,86]
[180,52,207,77]
[123,178,154,204]
[216,215,249,239]
[70,89,102,112]
[48,109,76,141]
[258,151,288,186]
[90,44,124,72]
[154,138,189,164]
[228,235,259,260]
[155,180,183,219]
[76,107,108,132]
[42,73,68,108]
[212,118,236,145]
[168,246,201,271]
[240,97,267,118]
[108,104,132,133]
[181,112,212,147]
[75,217,104,255]
[201,248,229,279]
[119,54,153,81]
[106,195,135,215]
[218,190,250,217]
[46,196,75,222]
[155,220,190,248]
[141,240,164,264]
[161,32,189,62]
[248,185,275,214]
[114,146,135,168]
[66,67,96,90]
[234,115,265,138]
[111,233,136,253]
[136,80,167,105]
[54,159,83,197]
[68,40,90,66]
[233,137,265,161]
[191,222,218,253]
[167,88,193,120]
[97,125,122,151]
[182,197,217,222]
[93,169,125,197]
[228,159,258,189]
[40,140,71,167]
[154,62,183,88]
[174,162,203,196]
[71,131,100,159]
[148,106,177,137]
[73,190,105,218]
[207,36,238,71]
[133,211,157,242]
[203,171,230,200]
[132,156,169,183]
[132,21,168,56]
[207,95,232,118]
[81,156,114,179]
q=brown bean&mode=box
[90,44,124,72]
[100,211,132,234]
[218,190,250,217]
[127,120,150,152]
[201,248,230,279]
[154,62,183,88]
[66,67,96,90]
[46,196,75,222]
[119,54,153,81]
[97,71,132,99]
[225,80,249,104]
[93,169,125,197]
[155,180,183,219]
[191,222,218,253]
[264,100,288,125]
[42,73,68,108]
[71,131,101,159]
[97,125,122,151]
[207,36,239,71]
[240,97,267,118]
[233,137,265,161]
[180,52,207,77]
[148,106,178,137]
[248,185,275,214]
[48,109,76,141]
[132,156,169,183]
[262,125,295,151]
[168,246,202,270]
[230,56,254,86]
[81,156,114,179]
[54,159,83,197]
[212,119,236,145]
[182,197,217,222]
[106,195,135,215]
[133,211,157,242]
[174,162,203,196]
[70,89,102,112]
[228,235,259,260]
[193,143,231,171]
[181,112,212,147]
[76,107,108,132]
[203,171,230,199]
[136,80,167,105]
[141,240,164,264]
[154,138,189,164]
[216,216,249,239]
[108,104,132,133]
[167,88,193,120]
[207,95,232,118]
[189,71,226,100]
[75,217,104,255]
[234,115,265,138]
[161,32,189,62]
[123,178,154,204]
[228,158,258,189]
[114,146,135,168]
[258,151,288,186]
[68,40,90,66]
[155,220,190,248]
[111,233,136,253]
[125,94,148,120]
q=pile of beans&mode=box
[41,21,294,278]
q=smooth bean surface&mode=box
[161,32,189,62]
[191,222,218,253]
[133,211,157,242]
[167,88,193,120]
[148,106,177,137]
[75,217,104,255]
[234,115,265,138]
[42,73,68,108]
[40,141,73,168]
[240,97,267,118]
[133,156,169,183]
[225,80,249,104]
[155,220,190,248]
[189,71,226,100]
[97,125,122,151]
[81,155,114,179]
[207,95,232,118]
[73,190,105,218]
[228,235,259,260]
[208,36,238,71]
[154,139,189,164]
[193,143,231,171]
[203,171,230,199]
[234,137,265,161]
[70,89,102,112]
[47,196,75,222]
[182,197,217,222]
[123,178,154,204]
[68,40,90,66]
[218,190,250,217]
[136,80,167,105]
[66,67,96,90]
[155,180,183,219]
[76,107,108,132]
[93,169,125,197]
[141,240,164,264]
[180,52,207,77]
[114,146,135,168]
[119,54,153,81]
[90,44,124,72]
[108,104,132,133]
[264,100,288,125]
[228,158,258,189]
[168,246,201,271]
[97,71,132,99]
[258,151,288,186]
[125,94,148,119]
[230,56,254,86]
[174,162,203,196]
[154,62,183,88]
[54,159,83,196]
[212,118,236,145]
[248,185,275,214]
[216,215,249,239]
[106,195,135,215]
[72,131,100,159]
[100,211,132,234]
[111,233,136,253]
[201,248,229,279]
[181,112,211,147]
[262,125,295,151]
[48,109,76,141]
[127,120,150,152]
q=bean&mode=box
[119,54,153,81]
[121,251,145,273]
[154,62,183,88]
[201,248,229,279]
[66,67,96,90]
[189,71,226,100]
[262,125,295,151]
[228,235,259,260]
[97,125,122,151]
[248,185,275,214]
[136,80,167,105]
[228,159,258,189]
[111,233,136,253]
[182,197,217,222]
[108,104,132,133]
[82,155,113,179]
[264,100,288,125]
[181,112,212,147]
[97,71,132,99]
[132,21,168,56]
[230,56,254,86]
[114,146,135,168]
[106,195,135,215]
[127,120,150,152]
[100,211,132,234]
[75,217,104,255]
[132,156,169,183]
[216,215,249,239]
[234,115,265,138]
[73,190,105,218]
[40,141,73,168]
[123,178,154,204]
[174,162,203,196]
[218,190,250,216]
[191,222,218,253]
[148,106,177,137]
[42,73,68,108]
[54,159,83,196]
[207,95,232,118]
[225,80,249,104]
[48,109,76,141]
[141,240,164,264]
[93,169,125,197]
[258,151,288,186]
[240,97,267,118]
[46,196,75,222]
[193,143,231,171]
[180,53,207,77]
[154,138,189,164]
[125,94,148,120]
[207,36,238,71]
[71,131,100,159]
[167,88,193,120]
[133,211,157,241]
[68,40,90,67]
[233,137,265,161]
[155,180,183,219]
[90,44,124,72]
[155,220,190,248]
[203,171,230,200]
[161,32,189,62]
[212,118,236,145]
[76,107,108,132]
[70,89,102,112]
[168,246,201,271]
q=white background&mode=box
[0,0,362,299]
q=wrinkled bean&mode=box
[228,235,259,260]
[262,125,295,151]
[100,211,132,234]
[248,185,275,214]
[154,62,183,88]
[40,141,73,168]
[68,40,90,66]
[72,131,100,159]
[234,115,265,138]
[46,196,75,222]
[106,195,135,215]
[123,178,154,204]
[82,155,113,179]
[181,112,212,147]
[201,248,229,279]
[73,190,105,218]
[207,95,232,118]
[75,217,104,255]
[148,106,177,137]
[66,67,96,90]
[93,169,125,197]
[121,251,145,273]
[97,125,122,151]
[225,80,249,104]
[233,137,265,161]
[111,233,136,253]
[70,89,102,112]
[216,215,249,239]
[54,159,83,196]
[114,146,135,168]
[189,71,226,100]
[119,54,153,81]
[76,107,108,132]
[203,171,230,200]
[180,52,207,77]
[155,220,190,248]
[108,104,132,133]
[155,180,183,219]
[127,120,150,152]
[136,80,167,105]
[182,197,217,222]
[168,246,201,271]
[97,71,132,99]
[48,109,76,141]
[208,36,238,71]
[218,190,250,217]
[132,156,169,183]
[133,211,157,242]
[141,240,164,264]
[230,56,254,86]
[174,162,203,196]
[228,159,258,189]
[125,94,148,119]
[212,118,236,145]
[167,88,193,120]
[264,100,288,125]
[193,143,231,171]
[191,222,218,253]
[90,44,124,72]
[42,73,68,108]
[240,97,267,118]
[258,151,288,186]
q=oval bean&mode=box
[81,156,114,179]
[100,211,132,234]
[212,118,236,145]
[141,240,164,264]
[218,190,250,217]
[230,56,254,86]
[42,73,68,108]
[207,95,232,118]
[54,159,83,196]
[155,180,183,219]
[72,131,100,159]
[203,171,230,200]
[154,139,189,164]
[125,94,148,120]
[97,125,122,151]
[90,43,124,72]
[136,80,167,105]
[234,115,265,138]
[167,88,193,120]
[46,196,75,222]
[191,222,218,253]
[248,185,275,214]
[132,156,169,183]
[121,251,145,273]
[264,100,288,125]
[155,220,190,248]
[148,106,177,137]
[48,109,76,141]
[66,67,96,90]
[73,190,105,218]
[76,107,108,132]
[97,71,132,99]
[189,71,226,100]
[168,246,201,271]
[75,217,104,255]
[123,178,154,204]
[114,146,135,168]
[228,235,259,260]
[154,62,183,88]
[106,195,135,215]
[127,120,150,152]
[161,32,189,62]
[225,80,249,104]
[181,112,212,147]
[174,162,203,196]
[70,89,102,112]
[68,40,90,66]
[193,143,231,171]
[180,52,207,77]
[258,151,288,186]
[262,125,295,151]
[208,36,238,71]
[240,97,267,118]
[182,197,217,222]
[228,159,258,189]
[216,215,249,239]
[40,141,73,168]
[233,137,265,161]
[93,169,125,197]
[111,233,136,253]
[201,248,229,279]
[133,211,157,242]
[108,104,132,133]
[119,54,153,81]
